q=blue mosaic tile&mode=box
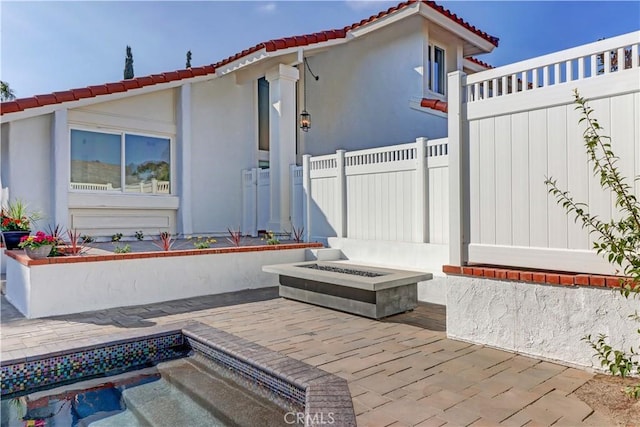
[1,333,185,397]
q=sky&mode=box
[1,1,639,100]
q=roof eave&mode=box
[347,2,420,38]
[0,74,217,123]
[418,2,497,55]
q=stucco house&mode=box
[0,0,497,238]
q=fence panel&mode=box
[458,31,640,274]
[306,139,448,244]
[241,169,257,236]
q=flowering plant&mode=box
[18,231,56,249]
[1,200,41,231]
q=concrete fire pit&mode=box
[262,261,432,319]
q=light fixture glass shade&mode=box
[299,110,311,132]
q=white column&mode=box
[448,71,465,265]
[52,109,69,229]
[266,64,300,232]
[414,137,427,243]
[302,154,311,242]
[177,83,193,236]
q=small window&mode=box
[428,45,446,95]
[258,77,270,151]
[70,129,171,194]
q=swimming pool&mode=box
[1,321,356,427]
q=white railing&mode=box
[124,179,170,194]
[71,180,170,193]
[465,31,639,102]
[70,182,113,191]
[303,138,449,244]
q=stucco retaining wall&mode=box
[6,247,314,318]
[446,275,639,369]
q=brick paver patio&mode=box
[1,289,612,426]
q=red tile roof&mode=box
[466,56,494,69]
[420,98,448,113]
[1,0,497,116]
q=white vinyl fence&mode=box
[241,166,303,237]
[448,31,640,274]
[303,138,449,244]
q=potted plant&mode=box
[1,200,42,249]
[18,231,56,259]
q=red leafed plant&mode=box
[64,229,89,255]
[152,231,176,251]
[227,227,243,247]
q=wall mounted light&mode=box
[300,57,319,132]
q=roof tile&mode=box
[1,102,21,114]
[105,82,126,93]
[34,94,58,106]
[88,85,109,96]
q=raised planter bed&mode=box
[5,243,322,318]
[263,261,432,319]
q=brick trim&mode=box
[442,264,635,289]
[5,243,323,267]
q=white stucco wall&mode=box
[2,116,53,225]
[6,248,308,318]
[446,276,639,369]
[190,75,256,233]
[303,16,450,156]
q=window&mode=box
[428,45,446,95]
[258,77,270,151]
[70,129,171,194]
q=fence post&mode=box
[336,150,347,238]
[303,154,312,242]
[415,137,428,243]
[448,70,465,266]
[151,178,158,194]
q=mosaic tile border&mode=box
[1,332,186,397]
[1,322,356,426]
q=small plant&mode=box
[265,230,280,245]
[134,230,144,241]
[1,199,42,231]
[111,232,123,242]
[46,224,65,256]
[290,224,304,243]
[227,227,243,247]
[81,234,95,243]
[113,244,131,254]
[192,236,216,249]
[64,229,89,256]
[152,231,176,251]
[17,231,56,250]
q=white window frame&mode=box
[69,126,174,196]
[427,43,446,97]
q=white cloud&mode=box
[256,2,277,13]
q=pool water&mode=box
[1,356,295,427]
[1,370,163,427]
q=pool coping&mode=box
[1,321,356,427]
